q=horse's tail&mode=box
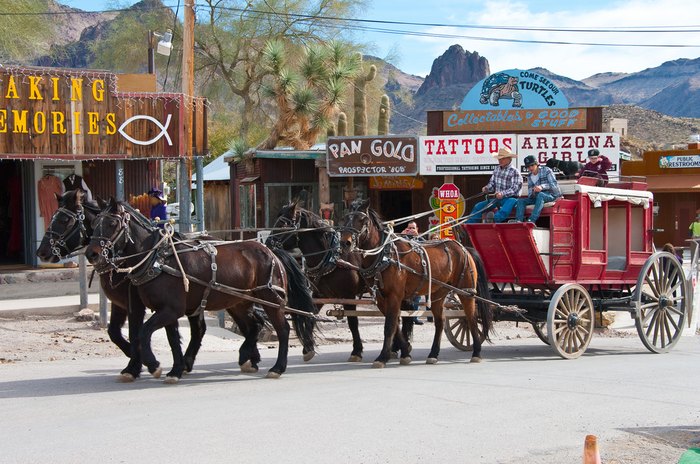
[468,246,494,341]
[270,247,318,352]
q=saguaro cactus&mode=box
[378,94,391,135]
[353,54,376,136]
[337,112,348,136]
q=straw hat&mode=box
[492,147,516,159]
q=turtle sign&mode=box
[460,69,569,111]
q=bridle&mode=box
[46,206,87,259]
[340,209,373,251]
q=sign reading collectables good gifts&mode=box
[419,134,516,175]
[326,136,418,177]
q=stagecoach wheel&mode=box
[546,284,594,359]
[443,292,485,351]
[633,252,687,353]
[531,322,550,345]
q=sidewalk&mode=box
[0,293,101,317]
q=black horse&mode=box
[35,190,207,381]
[84,198,318,381]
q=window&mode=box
[265,183,316,227]
[239,184,256,228]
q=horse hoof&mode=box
[303,351,316,362]
[240,360,259,374]
[399,356,412,366]
[390,351,398,359]
[266,371,282,379]
[426,357,438,365]
[470,357,482,363]
[117,373,135,383]
[164,376,179,385]
[347,355,362,363]
[372,361,386,369]
[151,367,162,379]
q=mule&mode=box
[84,198,318,381]
[35,190,206,381]
[338,199,492,367]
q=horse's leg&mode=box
[346,305,363,362]
[230,308,262,374]
[107,304,130,357]
[119,295,147,382]
[164,321,186,383]
[373,294,401,368]
[426,299,445,364]
[183,311,207,373]
[263,306,291,378]
[139,308,179,379]
[461,295,482,363]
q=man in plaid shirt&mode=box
[467,147,522,223]
[515,155,561,223]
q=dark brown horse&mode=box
[84,198,318,381]
[35,190,206,381]
[339,198,492,367]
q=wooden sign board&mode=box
[327,136,418,177]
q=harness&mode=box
[46,206,87,258]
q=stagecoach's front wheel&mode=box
[443,292,485,351]
[531,322,550,345]
[547,284,594,359]
[633,252,687,353]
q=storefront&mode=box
[0,66,207,268]
[622,145,700,247]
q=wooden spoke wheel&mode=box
[531,322,550,345]
[633,252,688,353]
[546,284,594,359]
[443,292,485,352]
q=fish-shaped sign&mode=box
[118,114,173,146]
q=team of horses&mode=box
[36,190,493,383]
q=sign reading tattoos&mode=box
[419,134,516,175]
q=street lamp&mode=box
[147,29,173,74]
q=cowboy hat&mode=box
[492,147,516,159]
[148,188,166,201]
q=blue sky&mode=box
[61,0,699,80]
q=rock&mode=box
[415,44,490,97]
[74,308,96,322]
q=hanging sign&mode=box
[326,136,418,177]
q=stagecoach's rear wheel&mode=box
[546,284,594,359]
[633,252,687,353]
[443,292,485,351]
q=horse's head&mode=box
[339,198,376,252]
[36,189,91,262]
[269,200,302,251]
[84,197,132,266]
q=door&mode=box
[0,160,25,265]
[379,190,413,222]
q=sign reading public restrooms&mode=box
[0,66,207,160]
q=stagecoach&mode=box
[454,177,694,359]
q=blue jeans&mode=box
[515,192,557,222]
[467,197,518,223]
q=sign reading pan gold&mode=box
[326,136,418,177]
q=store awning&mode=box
[645,175,700,191]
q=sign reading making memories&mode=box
[326,136,418,177]
[461,69,569,110]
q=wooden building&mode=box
[0,66,207,268]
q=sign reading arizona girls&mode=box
[460,69,569,110]
[0,67,206,160]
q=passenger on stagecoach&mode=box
[148,188,168,227]
[513,155,561,223]
[578,148,612,186]
[466,147,521,223]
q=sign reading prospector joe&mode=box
[326,136,418,177]
[460,69,569,110]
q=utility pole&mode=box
[179,0,195,232]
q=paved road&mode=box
[0,336,698,463]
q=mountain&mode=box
[582,72,628,88]
[526,67,616,107]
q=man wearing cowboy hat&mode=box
[466,147,522,223]
[514,155,561,223]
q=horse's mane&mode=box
[298,207,328,230]
[60,189,101,215]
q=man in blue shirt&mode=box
[467,147,522,223]
[515,155,561,223]
[148,188,168,226]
